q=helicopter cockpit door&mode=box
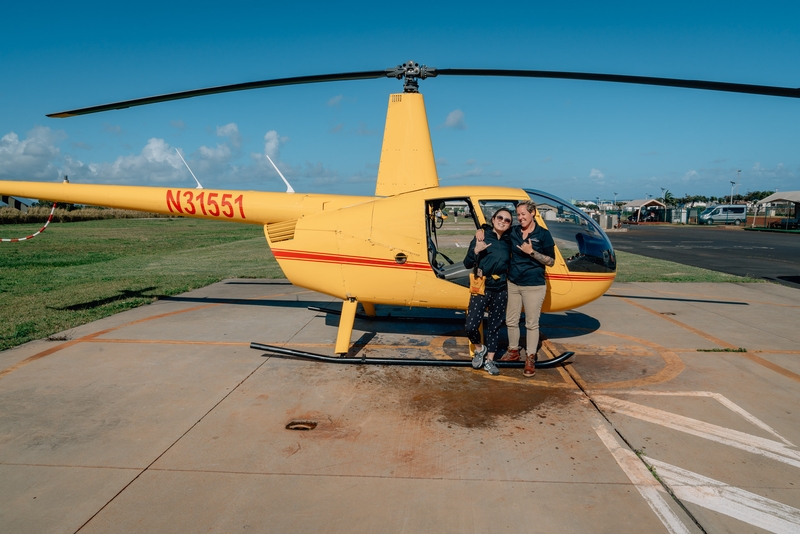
[425,198,479,288]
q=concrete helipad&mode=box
[1,279,800,533]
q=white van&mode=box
[698,205,747,225]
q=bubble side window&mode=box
[524,189,616,273]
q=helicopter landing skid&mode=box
[250,342,574,369]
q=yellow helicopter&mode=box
[2,61,797,359]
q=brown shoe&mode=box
[500,348,521,361]
[523,354,536,377]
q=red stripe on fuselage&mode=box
[545,273,615,282]
[272,249,432,271]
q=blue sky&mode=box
[2,1,798,201]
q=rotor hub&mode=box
[385,60,438,93]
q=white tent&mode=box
[756,191,800,204]
[622,199,666,211]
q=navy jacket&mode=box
[464,224,511,290]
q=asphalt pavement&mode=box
[1,279,800,533]
[609,225,800,288]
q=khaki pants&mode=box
[506,282,547,352]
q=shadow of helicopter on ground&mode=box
[318,305,600,340]
[51,287,163,311]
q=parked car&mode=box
[698,205,746,225]
[769,216,800,230]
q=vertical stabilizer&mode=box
[375,93,439,196]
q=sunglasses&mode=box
[495,216,512,223]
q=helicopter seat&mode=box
[427,237,445,276]
[576,232,606,258]
[440,262,470,287]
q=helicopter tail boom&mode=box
[0,181,373,225]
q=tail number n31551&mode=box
[166,190,246,219]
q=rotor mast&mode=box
[384,60,438,93]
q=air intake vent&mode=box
[266,219,298,243]
[391,94,402,102]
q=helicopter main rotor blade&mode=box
[48,63,800,118]
[435,68,800,99]
[47,70,388,118]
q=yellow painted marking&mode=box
[84,339,251,346]
[740,352,800,384]
[616,296,800,383]
[565,330,685,390]
[607,289,800,308]
[0,290,311,380]
[617,296,737,349]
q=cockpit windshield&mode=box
[524,189,616,273]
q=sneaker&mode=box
[483,359,500,376]
[471,345,488,369]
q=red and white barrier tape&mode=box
[1,203,58,242]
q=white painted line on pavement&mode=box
[612,390,794,446]
[648,457,800,534]
[592,420,692,534]
[594,396,800,468]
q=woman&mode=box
[500,200,555,377]
[464,208,513,376]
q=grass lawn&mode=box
[1,218,762,352]
[613,250,763,283]
[0,218,281,351]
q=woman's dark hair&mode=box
[492,207,513,221]
[490,208,513,234]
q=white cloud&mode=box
[445,167,483,180]
[589,168,605,181]
[0,126,378,194]
[443,109,467,130]
[263,130,288,159]
[682,170,699,181]
[355,122,378,136]
[0,127,64,181]
[327,95,343,107]
[68,138,185,184]
[216,123,242,149]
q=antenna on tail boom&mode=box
[265,154,295,194]
[175,149,203,189]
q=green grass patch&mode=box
[0,218,282,351]
[613,250,763,283]
[697,347,748,352]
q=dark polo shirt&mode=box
[508,223,555,287]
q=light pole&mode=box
[660,187,666,201]
[596,196,601,212]
[730,181,736,204]
[613,192,618,211]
